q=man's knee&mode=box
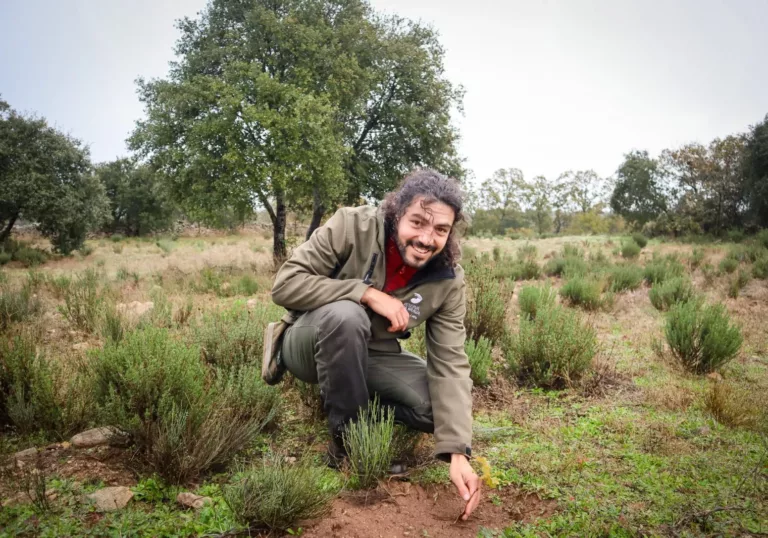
[316,300,371,337]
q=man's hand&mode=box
[450,453,481,521]
[361,287,410,332]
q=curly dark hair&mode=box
[380,168,466,268]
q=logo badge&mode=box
[410,293,423,304]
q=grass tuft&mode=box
[465,336,493,386]
[343,398,395,489]
[649,277,695,311]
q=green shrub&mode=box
[343,398,395,488]
[753,258,768,279]
[156,238,176,255]
[643,257,685,285]
[13,246,48,268]
[464,262,511,345]
[78,244,94,257]
[59,269,103,332]
[631,233,648,248]
[544,256,588,278]
[110,234,125,242]
[512,260,541,280]
[517,244,537,262]
[726,229,745,243]
[0,284,42,333]
[649,277,695,311]
[689,248,705,270]
[719,257,738,274]
[518,284,557,320]
[101,304,127,343]
[492,245,502,262]
[465,336,493,386]
[462,245,477,260]
[506,304,597,388]
[701,263,716,286]
[223,455,336,531]
[0,334,60,435]
[234,275,260,296]
[744,243,766,263]
[559,277,603,311]
[665,300,742,374]
[757,229,768,249]
[197,302,283,370]
[608,264,643,293]
[588,249,612,268]
[0,252,10,265]
[725,245,748,263]
[727,269,751,299]
[621,240,641,259]
[561,243,583,258]
[91,328,280,483]
[402,324,427,358]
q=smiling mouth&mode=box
[410,245,432,256]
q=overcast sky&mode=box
[2,0,767,188]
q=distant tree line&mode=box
[468,114,768,239]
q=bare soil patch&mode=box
[301,481,557,538]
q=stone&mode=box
[176,492,212,510]
[13,448,38,461]
[70,427,120,448]
[87,486,134,511]
[706,372,723,382]
[116,301,154,319]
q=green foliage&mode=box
[621,240,641,259]
[649,277,695,311]
[12,246,48,267]
[689,247,705,269]
[561,243,583,258]
[506,304,597,388]
[59,269,103,332]
[517,284,557,320]
[544,256,587,278]
[96,159,177,236]
[155,238,175,255]
[343,398,395,489]
[607,264,643,292]
[559,277,603,311]
[0,283,41,333]
[402,323,427,358]
[665,299,743,374]
[1,101,109,253]
[757,229,768,249]
[0,251,9,265]
[110,234,125,242]
[90,328,280,483]
[753,257,768,279]
[517,243,537,262]
[197,302,283,370]
[464,336,493,386]
[223,455,336,531]
[610,150,668,226]
[464,261,511,344]
[643,256,685,284]
[630,232,648,248]
[101,304,127,343]
[727,269,751,298]
[718,257,738,274]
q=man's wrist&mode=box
[451,452,470,463]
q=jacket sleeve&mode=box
[425,278,473,462]
[271,208,370,312]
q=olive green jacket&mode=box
[271,205,472,460]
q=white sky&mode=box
[2,0,767,189]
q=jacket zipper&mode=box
[362,253,378,285]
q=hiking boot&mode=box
[325,435,348,470]
[261,321,288,385]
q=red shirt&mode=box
[383,237,418,293]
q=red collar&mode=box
[383,237,418,293]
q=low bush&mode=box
[464,261,511,345]
[649,277,695,311]
[510,259,541,281]
[91,328,280,483]
[343,398,395,488]
[517,243,537,262]
[559,277,603,310]
[234,275,260,296]
[588,249,612,269]
[197,302,282,370]
[643,256,685,285]
[631,233,648,248]
[665,299,742,374]
[561,243,583,258]
[465,336,493,386]
[621,240,641,259]
[101,303,127,343]
[758,229,768,249]
[59,269,103,333]
[13,246,48,268]
[728,269,751,299]
[753,257,768,279]
[110,234,125,242]
[704,381,766,430]
[689,248,705,270]
[78,244,94,257]
[608,264,643,293]
[725,229,745,243]
[402,324,427,358]
[156,239,176,255]
[0,284,42,333]
[544,256,588,278]
[718,257,738,274]
[461,245,477,260]
[224,455,336,531]
[506,304,597,388]
[518,284,557,320]
[0,252,10,265]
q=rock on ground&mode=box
[87,486,134,511]
[177,492,213,509]
[70,427,123,448]
[116,301,154,319]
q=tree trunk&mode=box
[273,191,287,265]
[0,212,19,243]
[305,185,326,241]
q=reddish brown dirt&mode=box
[300,482,557,538]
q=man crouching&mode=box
[263,168,481,520]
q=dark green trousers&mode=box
[280,300,434,439]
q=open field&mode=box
[1,232,766,537]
